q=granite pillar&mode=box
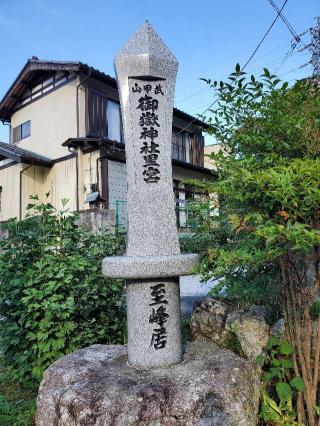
[102,22,199,368]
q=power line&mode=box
[266,0,298,42]
[193,37,307,113]
[266,0,313,55]
[273,48,295,73]
[176,0,288,135]
[176,31,298,110]
[183,37,295,112]
[175,86,211,105]
[272,30,310,73]
[279,62,309,78]
[242,0,288,69]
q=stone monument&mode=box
[35,24,261,426]
[102,21,199,368]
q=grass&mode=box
[0,359,37,426]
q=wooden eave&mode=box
[0,142,53,167]
[62,137,216,176]
[0,59,210,131]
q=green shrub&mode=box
[0,197,126,380]
[188,68,319,423]
[257,336,304,426]
[0,356,37,426]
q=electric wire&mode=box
[176,0,288,135]
[266,0,313,56]
[242,0,288,69]
[177,37,293,111]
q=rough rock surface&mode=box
[271,318,285,336]
[191,298,270,361]
[190,297,232,343]
[226,305,270,361]
[36,342,260,426]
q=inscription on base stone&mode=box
[149,283,169,350]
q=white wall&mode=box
[11,79,78,160]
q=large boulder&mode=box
[191,298,270,361]
[36,343,260,426]
[190,297,232,342]
[225,305,270,361]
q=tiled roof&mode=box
[0,58,210,129]
[0,141,53,166]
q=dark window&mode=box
[87,88,107,138]
[12,121,31,143]
[86,88,123,143]
[172,130,191,163]
[191,133,204,167]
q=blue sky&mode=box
[0,0,318,144]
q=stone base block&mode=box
[36,342,260,426]
[127,278,182,368]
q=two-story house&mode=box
[0,58,215,228]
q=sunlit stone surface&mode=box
[103,22,198,368]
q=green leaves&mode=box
[281,359,294,369]
[260,389,299,425]
[191,62,320,426]
[276,382,292,401]
[0,198,126,380]
[279,341,293,355]
[257,336,303,424]
[290,377,305,392]
[263,68,271,78]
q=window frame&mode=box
[172,128,192,163]
[106,99,123,143]
[21,121,31,139]
[12,120,31,143]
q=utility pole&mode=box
[309,17,320,77]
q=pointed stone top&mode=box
[116,21,177,63]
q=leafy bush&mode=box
[187,67,320,424]
[180,199,283,318]
[257,336,305,426]
[0,197,126,380]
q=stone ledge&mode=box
[102,253,199,279]
[36,342,260,426]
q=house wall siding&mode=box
[0,163,20,221]
[11,79,78,160]
[81,150,100,209]
[20,165,49,218]
[0,160,77,221]
[45,159,77,212]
